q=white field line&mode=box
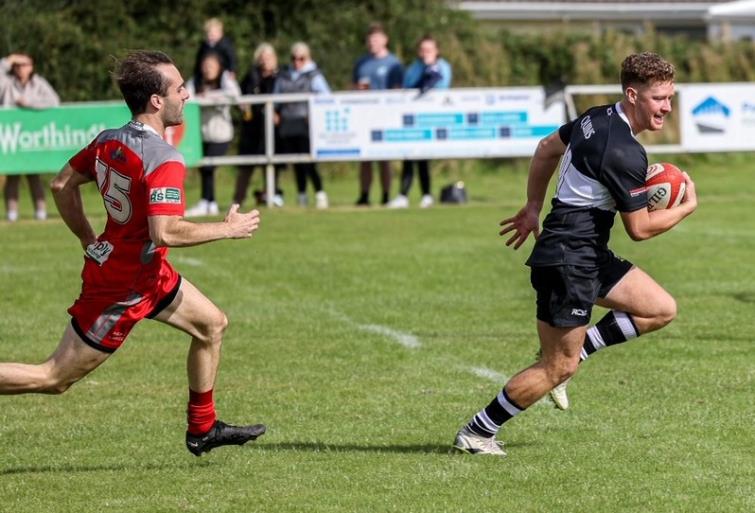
[171,255,205,267]
[328,309,421,349]
[357,323,421,349]
[468,366,508,383]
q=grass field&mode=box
[0,156,753,513]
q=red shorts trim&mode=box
[68,265,181,353]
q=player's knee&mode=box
[201,310,228,345]
[544,356,579,386]
[655,295,677,328]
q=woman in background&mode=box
[388,36,452,209]
[185,51,241,217]
[0,53,60,221]
[234,43,285,207]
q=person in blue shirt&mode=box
[388,35,452,209]
[352,23,404,206]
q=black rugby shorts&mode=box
[530,253,633,327]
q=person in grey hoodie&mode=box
[273,42,330,209]
[0,53,60,222]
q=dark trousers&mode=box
[279,135,322,194]
[400,160,430,196]
[200,141,230,201]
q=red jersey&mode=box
[68,121,185,296]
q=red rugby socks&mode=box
[187,388,217,436]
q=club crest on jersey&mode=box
[110,147,126,162]
[149,187,182,204]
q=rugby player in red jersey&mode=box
[0,51,265,456]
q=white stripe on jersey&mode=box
[555,147,617,212]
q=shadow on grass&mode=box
[255,441,535,454]
[0,459,213,476]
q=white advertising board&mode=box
[309,88,565,160]
[680,83,755,152]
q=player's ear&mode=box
[149,93,163,112]
[625,86,638,105]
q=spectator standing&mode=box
[273,42,330,209]
[389,35,452,209]
[352,23,404,206]
[185,51,241,217]
[193,18,237,84]
[0,53,60,221]
[234,43,285,207]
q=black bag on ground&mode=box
[440,181,468,204]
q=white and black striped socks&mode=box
[467,388,525,437]
[580,310,639,361]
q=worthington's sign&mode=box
[0,122,107,154]
[0,102,202,174]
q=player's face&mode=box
[635,81,675,132]
[158,64,189,127]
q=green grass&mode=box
[0,157,753,513]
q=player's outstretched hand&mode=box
[680,171,697,213]
[499,204,540,250]
[224,204,261,239]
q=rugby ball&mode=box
[646,163,686,211]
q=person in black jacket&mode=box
[193,18,237,85]
[233,43,284,207]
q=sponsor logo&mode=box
[629,186,647,197]
[149,187,182,204]
[691,96,730,134]
[0,122,106,154]
[580,116,595,139]
[571,308,588,317]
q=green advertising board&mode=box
[0,102,202,174]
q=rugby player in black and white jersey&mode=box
[454,52,698,455]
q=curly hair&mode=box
[620,52,675,90]
[114,50,174,115]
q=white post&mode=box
[264,99,276,207]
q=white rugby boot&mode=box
[453,425,506,456]
[419,194,434,208]
[550,379,570,410]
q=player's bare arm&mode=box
[500,131,567,249]
[148,204,261,247]
[621,172,697,240]
[50,163,97,249]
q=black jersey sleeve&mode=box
[599,148,648,212]
[558,119,577,145]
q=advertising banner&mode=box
[309,88,565,160]
[680,83,755,152]
[0,102,202,174]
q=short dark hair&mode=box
[115,50,174,115]
[620,52,675,91]
[416,34,438,51]
[366,22,386,37]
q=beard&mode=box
[163,102,184,127]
